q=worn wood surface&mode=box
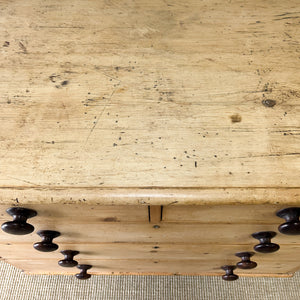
[149,205,162,223]
[162,204,290,223]
[2,243,300,262]
[0,0,300,277]
[0,222,296,244]
[0,204,149,223]
[0,0,299,204]
[6,258,300,276]
[1,201,300,275]
[1,187,300,206]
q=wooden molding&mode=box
[0,187,299,205]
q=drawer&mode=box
[0,204,149,224]
[1,223,298,244]
[2,243,300,262]
[1,204,300,277]
[162,204,288,224]
[6,257,300,276]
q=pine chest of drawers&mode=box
[0,0,299,280]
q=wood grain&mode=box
[0,0,300,277]
[149,206,162,223]
[2,243,300,262]
[0,187,300,206]
[0,204,149,223]
[0,223,297,244]
[0,0,299,201]
[0,203,290,226]
[5,258,299,276]
[162,204,289,223]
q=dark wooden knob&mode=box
[33,230,60,252]
[58,250,79,267]
[75,264,92,280]
[1,207,37,235]
[235,252,257,269]
[276,207,300,235]
[221,265,239,281]
[252,231,280,253]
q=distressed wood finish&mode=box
[0,0,299,204]
[0,204,149,223]
[0,0,300,277]
[0,222,297,245]
[2,243,300,262]
[162,204,291,223]
[149,206,162,223]
[7,258,300,277]
[1,187,300,206]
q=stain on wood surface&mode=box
[0,0,299,193]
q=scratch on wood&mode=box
[34,26,85,29]
[284,32,292,38]
[18,41,27,53]
[84,84,120,145]
[100,72,122,84]
[229,153,300,159]
[275,12,300,17]
[167,201,178,205]
[6,176,40,186]
[274,16,300,21]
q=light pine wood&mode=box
[0,204,149,223]
[162,204,289,223]
[5,258,300,277]
[0,0,300,277]
[0,187,300,206]
[0,0,299,205]
[1,243,300,262]
[0,222,297,245]
[149,206,162,223]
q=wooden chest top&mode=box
[0,0,299,205]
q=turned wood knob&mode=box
[33,230,60,252]
[1,207,37,235]
[276,207,300,235]
[235,252,257,269]
[252,231,280,253]
[76,264,92,280]
[58,250,79,267]
[221,265,239,281]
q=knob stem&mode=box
[59,250,79,268]
[235,252,257,269]
[252,231,280,253]
[76,264,92,280]
[33,230,60,252]
[221,265,239,281]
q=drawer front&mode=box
[2,243,300,262]
[162,204,288,224]
[0,204,149,224]
[6,257,300,276]
[1,204,300,277]
[0,223,297,244]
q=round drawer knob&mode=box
[235,252,257,269]
[276,207,300,235]
[33,230,60,252]
[221,265,239,281]
[1,207,37,235]
[58,250,79,268]
[76,264,92,280]
[252,231,280,253]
